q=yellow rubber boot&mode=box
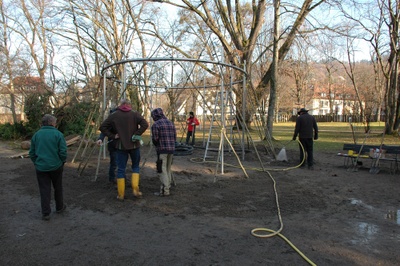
[131,173,142,198]
[117,178,125,201]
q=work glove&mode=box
[314,135,318,140]
[131,135,144,146]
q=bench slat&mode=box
[342,144,400,155]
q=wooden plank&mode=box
[9,151,30,159]
[9,135,81,159]
[66,135,81,146]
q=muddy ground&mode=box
[0,140,399,265]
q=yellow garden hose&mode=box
[190,137,316,265]
[250,167,317,266]
[190,138,306,172]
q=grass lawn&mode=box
[143,121,398,154]
[271,122,399,153]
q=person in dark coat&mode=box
[29,114,67,220]
[100,99,149,201]
[151,108,176,196]
[292,108,319,169]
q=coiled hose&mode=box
[174,142,194,156]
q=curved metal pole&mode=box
[122,63,126,98]
[100,57,249,175]
[102,73,107,160]
[242,62,247,161]
[101,57,246,76]
[220,75,225,175]
[219,49,225,175]
[202,77,206,148]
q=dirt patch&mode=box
[0,142,399,265]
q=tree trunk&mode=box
[267,0,280,136]
[385,52,398,134]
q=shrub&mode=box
[24,92,53,136]
[56,102,99,136]
[0,122,27,140]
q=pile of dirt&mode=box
[0,142,399,265]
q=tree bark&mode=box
[267,0,280,136]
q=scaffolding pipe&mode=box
[242,62,247,161]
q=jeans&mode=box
[108,150,117,181]
[36,165,64,215]
[116,148,140,179]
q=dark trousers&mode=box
[36,165,64,215]
[186,130,195,145]
[299,138,314,166]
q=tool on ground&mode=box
[171,172,176,187]
[348,117,357,144]
[370,129,386,174]
[349,130,369,172]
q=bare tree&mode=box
[0,0,31,124]
[146,0,327,133]
[370,52,386,122]
[269,0,280,134]
[337,33,370,129]
[6,0,53,83]
[316,33,341,115]
[335,0,399,134]
[286,36,316,110]
[53,0,148,106]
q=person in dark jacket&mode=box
[292,108,319,170]
[100,99,149,201]
[96,108,117,184]
[151,108,176,196]
[29,114,67,220]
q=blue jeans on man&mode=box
[116,148,140,178]
[108,150,117,181]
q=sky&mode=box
[151,0,374,62]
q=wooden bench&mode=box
[379,145,400,174]
[337,143,400,174]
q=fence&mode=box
[276,114,386,123]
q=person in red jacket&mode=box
[186,111,199,146]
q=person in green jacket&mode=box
[29,114,67,221]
